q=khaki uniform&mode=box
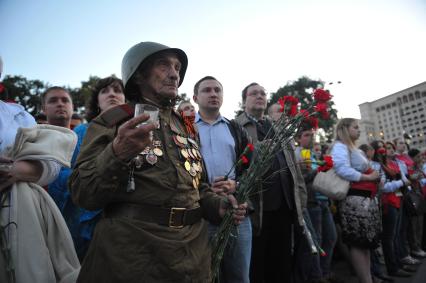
[70,106,222,283]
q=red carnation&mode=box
[376,148,386,155]
[241,155,249,165]
[308,117,319,129]
[315,102,328,113]
[247,143,255,152]
[299,109,310,118]
[0,83,4,93]
[278,96,299,116]
[313,89,332,103]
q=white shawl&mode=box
[0,125,80,283]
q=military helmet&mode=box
[121,42,188,91]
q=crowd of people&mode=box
[1,42,426,283]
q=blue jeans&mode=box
[209,217,252,283]
[308,200,337,277]
[395,202,410,259]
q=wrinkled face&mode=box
[193,79,223,112]
[178,102,195,117]
[98,81,125,112]
[144,52,181,100]
[348,121,360,141]
[298,130,314,149]
[395,138,406,153]
[43,89,73,125]
[268,103,282,122]
[244,84,267,114]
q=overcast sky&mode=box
[1,0,425,119]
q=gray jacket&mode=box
[235,112,307,236]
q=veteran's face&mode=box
[144,52,181,101]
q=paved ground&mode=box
[332,255,426,283]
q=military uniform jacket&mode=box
[69,105,222,283]
[235,112,307,236]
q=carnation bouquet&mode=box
[211,89,333,281]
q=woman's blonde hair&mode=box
[335,118,358,148]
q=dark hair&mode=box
[385,141,396,151]
[41,86,69,106]
[85,76,124,122]
[295,122,313,139]
[241,82,259,103]
[193,76,222,96]
[370,140,385,163]
[359,144,373,155]
[72,113,83,120]
[34,112,47,121]
[408,148,421,159]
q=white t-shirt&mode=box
[0,100,36,155]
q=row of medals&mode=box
[133,135,203,190]
[173,135,203,190]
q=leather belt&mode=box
[104,203,203,229]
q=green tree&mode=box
[69,75,101,114]
[269,76,338,141]
[1,75,48,115]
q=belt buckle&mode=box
[169,207,186,228]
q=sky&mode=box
[1,0,425,119]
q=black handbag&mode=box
[404,190,426,216]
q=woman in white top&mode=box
[331,118,380,283]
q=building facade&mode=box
[359,81,426,149]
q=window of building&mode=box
[392,102,396,107]
[376,107,380,112]
[415,91,420,99]
[386,104,391,109]
[422,91,426,97]
[381,106,386,111]
[403,96,408,103]
[409,93,414,101]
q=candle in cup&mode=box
[134,104,159,126]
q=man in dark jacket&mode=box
[194,76,252,282]
[235,83,307,283]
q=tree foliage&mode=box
[1,75,102,116]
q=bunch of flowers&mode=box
[317,155,333,172]
[211,88,333,281]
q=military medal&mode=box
[189,166,197,177]
[146,151,158,165]
[176,135,188,145]
[153,148,163,156]
[134,156,143,168]
[180,148,189,159]
[184,160,191,171]
[187,138,199,149]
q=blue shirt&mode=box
[195,113,236,183]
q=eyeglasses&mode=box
[247,90,266,97]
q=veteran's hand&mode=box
[212,176,237,196]
[219,194,248,225]
[112,114,157,161]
